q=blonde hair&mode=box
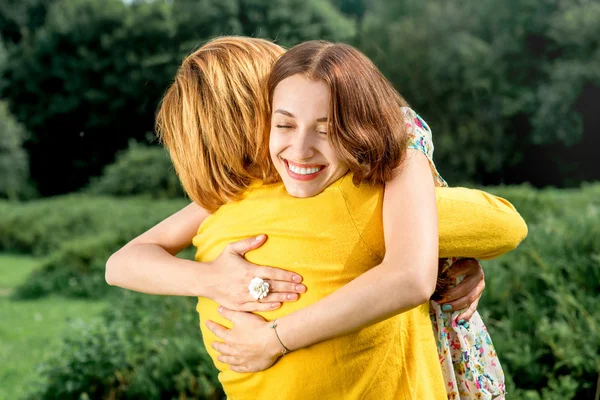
[156,36,284,212]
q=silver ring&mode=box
[248,277,270,300]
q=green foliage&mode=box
[0,194,186,256]
[0,194,187,299]
[359,0,600,185]
[0,0,53,44]
[1,0,355,196]
[12,233,122,299]
[86,141,185,199]
[1,0,180,195]
[25,292,223,400]
[479,184,600,399]
[0,101,36,200]
[172,0,355,51]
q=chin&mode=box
[284,184,322,199]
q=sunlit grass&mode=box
[0,254,107,399]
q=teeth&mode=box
[288,163,321,175]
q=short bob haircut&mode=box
[267,40,410,185]
[156,36,283,212]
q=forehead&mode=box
[272,74,330,115]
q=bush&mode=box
[25,291,223,400]
[1,194,193,299]
[480,184,600,399]
[86,141,185,199]
[0,194,187,256]
[11,233,123,299]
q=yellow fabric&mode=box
[436,187,528,259]
[193,175,526,400]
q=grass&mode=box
[0,254,40,294]
[0,254,107,400]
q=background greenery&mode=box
[0,0,598,399]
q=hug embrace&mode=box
[106,37,528,400]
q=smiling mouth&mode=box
[283,159,326,181]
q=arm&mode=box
[436,187,528,259]
[106,202,210,296]
[208,149,438,371]
[105,202,305,311]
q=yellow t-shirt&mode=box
[192,174,526,400]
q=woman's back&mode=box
[193,174,446,399]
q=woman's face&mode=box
[269,74,349,198]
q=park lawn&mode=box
[0,254,107,400]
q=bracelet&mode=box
[270,319,291,356]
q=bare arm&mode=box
[105,202,211,296]
[208,149,438,371]
[105,202,305,311]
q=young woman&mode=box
[107,37,526,399]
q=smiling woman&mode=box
[269,75,348,197]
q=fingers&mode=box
[256,265,303,284]
[260,292,298,303]
[441,282,483,313]
[217,355,239,365]
[456,295,480,322]
[439,272,484,304]
[264,280,306,294]
[212,340,235,356]
[445,258,482,278]
[205,320,230,340]
[217,306,239,323]
[239,301,282,312]
[227,235,268,257]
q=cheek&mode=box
[269,131,284,161]
[321,143,344,169]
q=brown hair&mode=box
[155,36,283,212]
[267,40,410,185]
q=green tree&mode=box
[172,0,356,52]
[2,0,179,195]
[0,0,54,44]
[0,101,34,200]
[86,140,184,199]
[359,0,600,186]
[2,0,355,196]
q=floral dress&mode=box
[403,107,506,400]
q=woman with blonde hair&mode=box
[107,36,524,399]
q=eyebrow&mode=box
[274,109,328,122]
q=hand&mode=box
[207,307,283,373]
[435,258,485,321]
[206,235,306,312]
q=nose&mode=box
[289,129,315,160]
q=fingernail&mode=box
[457,319,465,326]
[295,285,305,292]
[293,275,301,282]
[218,306,223,313]
[271,302,279,308]
[287,294,298,300]
[255,234,265,241]
[442,304,453,312]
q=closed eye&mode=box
[276,125,293,129]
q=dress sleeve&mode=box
[402,107,448,187]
